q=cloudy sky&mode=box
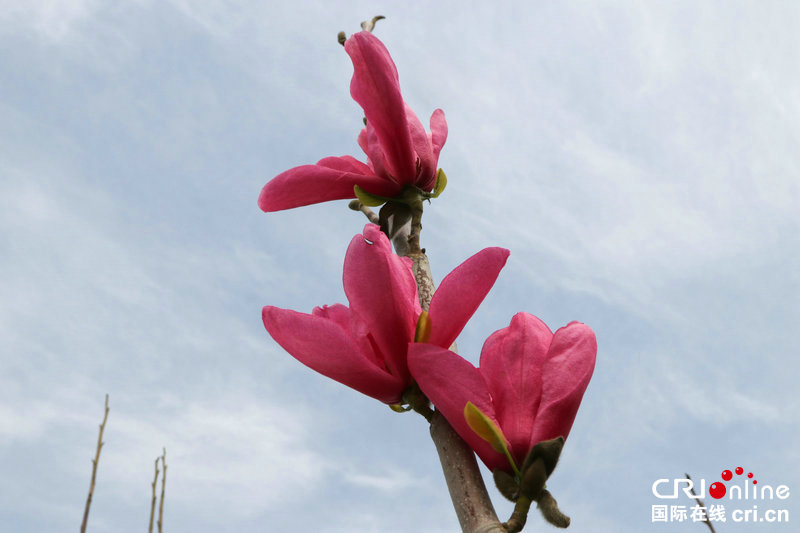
[1,1,798,532]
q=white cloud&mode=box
[341,466,416,492]
[2,2,798,532]
[0,0,102,42]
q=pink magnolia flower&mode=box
[262,224,508,403]
[258,31,448,212]
[408,313,597,472]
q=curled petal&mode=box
[408,343,509,472]
[428,247,510,350]
[530,322,597,444]
[344,224,420,383]
[262,306,405,403]
[479,313,553,466]
[259,157,400,212]
[345,32,415,182]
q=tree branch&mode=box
[149,457,159,533]
[686,473,716,533]
[158,449,167,533]
[81,394,109,533]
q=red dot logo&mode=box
[709,482,727,499]
[735,467,744,475]
[722,470,733,481]
[747,472,753,478]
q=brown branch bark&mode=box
[686,473,716,533]
[80,394,109,533]
[158,449,167,533]
[149,458,159,533]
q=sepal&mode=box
[493,469,519,502]
[354,184,393,207]
[464,401,520,477]
[414,310,432,343]
[522,436,564,480]
[431,168,447,198]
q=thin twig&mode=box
[686,473,716,533]
[158,449,167,533]
[149,458,159,533]
[348,200,380,224]
[80,394,109,533]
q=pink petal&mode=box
[418,109,448,191]
[404,104,435,189]
[311,303,351,329]
[343,224,420,383]
[358,123,391,185]
[430,109,448,161]
[317,155,373,174]
[427,247,510,350]
[407,343,509,472]
[530,321,597,444]
[262,306,406,403]
[258,157,400,212]
[345,32,416,182]
[312,304,385,371]
[479,312,553,466]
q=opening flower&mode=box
[408,313,597,473]
[259,31,448,212]
[262,224,508,403]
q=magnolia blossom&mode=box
[408,313,597,472]
[259,31,448,212]
[262,224,508,403]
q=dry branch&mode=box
[80,394,109,533]
[686,473,716,533]
[158,449,167,533]
[149,457,159,533]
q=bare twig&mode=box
[149,458,159,533]
[348,200,380,224]
[80,394,109,533]
[686,473,716,533]
[158,449,167,533]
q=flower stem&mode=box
[504,496,532,533]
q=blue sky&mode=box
[1,1,798,532]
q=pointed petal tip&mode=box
[426,246,511,349]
